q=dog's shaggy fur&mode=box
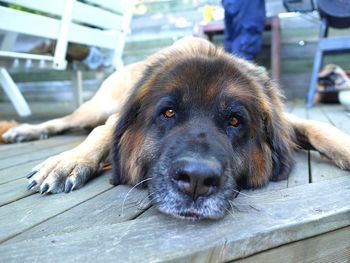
[2,37,350,220]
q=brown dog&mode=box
[2,37,350,220]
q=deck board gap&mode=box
[308,151,312,183]
[0,189,35,207]
[130,205,154,220]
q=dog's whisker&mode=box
[232,189,259,198]
[121,192,156,213]
[138,192,156,209]
[121,178,153,216]
[138,195,157,210]
[228,200,246,213]
[224,207,236,218]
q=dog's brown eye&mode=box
[229,116,240,127]
[164,109,175,118]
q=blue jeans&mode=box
[222,0,266,60]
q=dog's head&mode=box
[111,40,294,220]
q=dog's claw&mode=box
[27,180,37,190]
[40,183,49,195]
[26,171,37,179]
[64,180,73,193]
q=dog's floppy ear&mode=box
[110,98,141,186]
[264,112,295,181]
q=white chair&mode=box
[0,0,134,116]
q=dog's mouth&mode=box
[154,200,226,221]
[172,209,207,221]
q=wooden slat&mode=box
[84,0,131,14]
[72,1,123,30]
[307,106,350,183]
[0,160,42,185]
[235,226,350,263]
[0,134,86,160]
[242,180,287,195]
[0,7,118,49]
[67,23,119,49]
[321,104,350,133]
[137,206,160,219]
[0,51,53,61]
[0,172,112,243]
[6,185,150,243]
[0,178,34,206]
[0,137,85,184]
[1,0,123,30]
[1,176,349,261]
[0,139,83,170]
[0,7,61,40]
[287,151,309,187]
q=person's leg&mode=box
[223,9,234,53]
[223,0,266,60]
[222,0,241,54]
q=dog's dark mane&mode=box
[111,41,295,190]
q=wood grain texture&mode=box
[0,178,33,206]
[0,171,112,243]
[234,226,350,263]
[287,150,309,187]
[321,105,350,133]
[0,134,86,160]
[0,138,84,170]
[0,159,47,185]
[307,106,350,183]
[1,176,349,262]
[6,185,150,243]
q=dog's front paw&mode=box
[2,124,48,143]
[26,149,101,194]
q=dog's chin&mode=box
[158,207,226,221]
[150,192,230,221]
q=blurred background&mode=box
[0,0,350,120]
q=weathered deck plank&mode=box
[235,226,350,263]
[0,136,84,205]
[0,172,112,243]
[6,186,150,243]
[0,160,49,185]
[0,137,85,184]
[0,176,349,262]
[321,105,350,133]
[0,133,86,160]
[307,106,350,183]
[0,139,84,170]
[0,178,33,206]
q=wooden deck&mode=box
[0,103,349,262]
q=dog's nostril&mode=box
[175,173,191,183]
[203,177,220,187]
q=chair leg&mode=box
[0,67,31,117]
[307,48,323,108]
[71,70,83,108]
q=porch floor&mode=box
[0,103,349,262]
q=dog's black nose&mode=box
[172,157,222,200]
